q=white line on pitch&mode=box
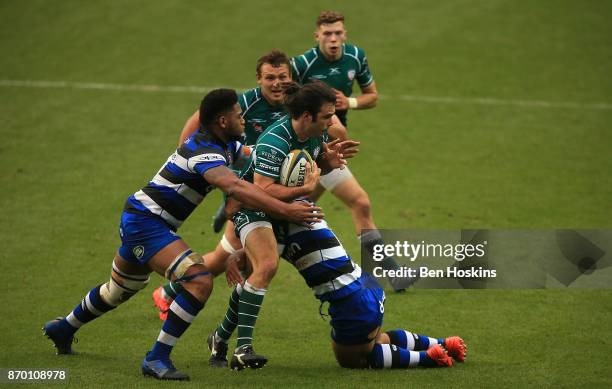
[1,79,611,111]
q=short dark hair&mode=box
[283,81,336,120]
[256,49,291,76]
[316,10,345,26]
[199,89,238,128]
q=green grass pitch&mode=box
[1,1,611,387]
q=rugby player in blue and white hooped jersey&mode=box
[42,89,322,381]
[227,225,466,369]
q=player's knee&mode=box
[183,268,213,300]
[333,348,369,369]
[368,343,385,369]
[165,249,213,300]
[254,256,278,281]
[100,266,150,307]
[351,193,371,217]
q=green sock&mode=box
[236,281,266,349]
[163,281,184,300]
[215,284,242,342]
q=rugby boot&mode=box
[42,317,77,355]
[152,286,171,321]
[229,345,267,370]
[445,336,467,362]
[426,344,453,367]
[207,331,229,368]
[141,352,189,381]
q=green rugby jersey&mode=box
[240,116,325,183]
[238,87,287,146]
[291,43,373,125]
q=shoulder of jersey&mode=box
[343,43,366,60]
[238,88,262,111]
[293,48,319,66]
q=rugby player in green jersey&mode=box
[213,81,358,369]
[292,11,413,291]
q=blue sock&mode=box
[63,285,115,335]
[369,343,436,368]
[148,290,204,361]
[385,329,444,351]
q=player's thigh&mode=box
[331,337,377,368]
[233,209,277,270]
[244,227,278,270]
[203,221,241,276]
[148,239,213,299]
[223,220,241,250]
[113,253,150,276]
[146,239,192,277]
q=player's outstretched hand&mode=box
[286,201,324,225]
[334,139,360,159]
[322,139,360,170]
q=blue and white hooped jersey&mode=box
[278,219,362,302]
[124,130,243,230]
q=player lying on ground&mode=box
[42,89,322,381]
[210,230,467,369]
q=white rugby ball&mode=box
[279,149,314,187]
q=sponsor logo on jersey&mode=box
[133,245,145,260]
[329,67,341,75]
[285,242,302,258]
[258,162,280,173]
[234,213,248,228]
[261,150,283,163]
[347,69,356,81]
[200,154,226,162]
[271,112,284,119]
[309,75,327,80]
[312,146,321,160]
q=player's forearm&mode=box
[257,182,311,202]
[353,92,378,109]
[178,111,200,145]
[228,180,294,219]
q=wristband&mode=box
[348,97,358,109]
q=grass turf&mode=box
[1,0,611,387]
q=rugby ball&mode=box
[279,149,314,187]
